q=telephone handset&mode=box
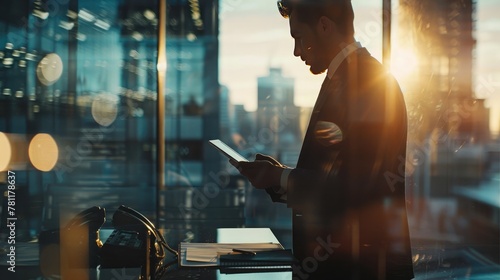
[65,206,106,246]
[40,205,176,279]
[39,206,106,276]
[100,205,178,278]
[64,206,106,229]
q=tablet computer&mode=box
[209,139,248,162]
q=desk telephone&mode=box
[100,205,178,277]
[39,206,106,273]
[40,205,177,280]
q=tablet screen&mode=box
[209,139,248,162]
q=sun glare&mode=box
[390,48,419,85]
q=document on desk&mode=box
[179,242,283,267]
[215,228,293,278]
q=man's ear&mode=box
[317,16,336,34]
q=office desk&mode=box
[0,228,292,280]
[3,227,500,279]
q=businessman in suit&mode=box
[232,0,414,279]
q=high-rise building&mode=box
[256,67,302,166]
[219,84,233,144]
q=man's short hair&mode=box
[277,0,354,38]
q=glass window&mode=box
[0,0,498,278]
[391,0,499,278]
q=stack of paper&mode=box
[179,242,283,267]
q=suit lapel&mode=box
[297,76,336,166]
[311,76,343,126]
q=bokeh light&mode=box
[29,133,59,172]
[91,93,119,126]
[0,133,29,171]
[36,53,63,86]
[0,132,11,171]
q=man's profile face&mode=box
[289,11,330,75]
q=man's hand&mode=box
[254,153,286,167]
[230,154,284,189]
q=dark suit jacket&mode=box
[267,48,414,279]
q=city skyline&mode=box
[219,0,500,135]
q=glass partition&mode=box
[0,0,159,235]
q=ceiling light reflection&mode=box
[131,32,143,41]
[78,9,95,22]
[95,19,110,30]
[25,52,37,61]
[3,58,13,66]
[33,9,49,20]
[91,93,119,127]
[144,10,156,21]
[67,10,78,19]
[76,33,87,41]
[59,21,75,30]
